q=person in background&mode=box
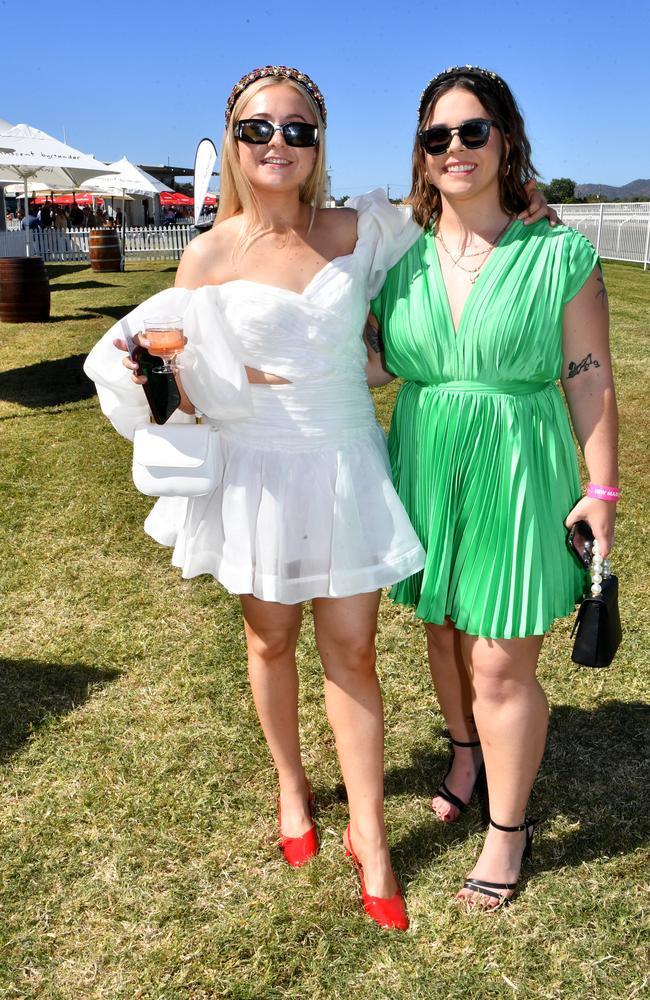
[22,203,40,230]
[54,205,68,230]
[69,197,84,227]
[84,205,97,228]
[163,204,177,226]
[38,198,53,228]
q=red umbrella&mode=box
[159,191,218,206]
[160,191,193,205]
[32,192,104,206]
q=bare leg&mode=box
[312,591,397,899]
[457,633,547,906]
[240,595,311,838]
[426,620,482,822]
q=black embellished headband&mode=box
[225,66,327,128]
[418,65,505,122]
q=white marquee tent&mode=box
[80,157,174,226]
[0,121,116,248]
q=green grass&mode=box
[0,261,648,1000]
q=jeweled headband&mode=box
[418,65,505,123]
[225,66,327,129]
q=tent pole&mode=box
[121,188,126,271]
[23,178,30,257]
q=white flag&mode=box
[193,138,217,221]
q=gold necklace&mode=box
[436,218,513,284]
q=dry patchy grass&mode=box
[0,260,647,1000]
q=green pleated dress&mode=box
[371,220,598,639]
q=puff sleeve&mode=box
[345,189,421,300]
[83,286,253,441]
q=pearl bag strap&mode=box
[589,539,611,597]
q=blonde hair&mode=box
[216,77,327,251]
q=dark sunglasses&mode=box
[418,118,499,156]
[235,119,319,148]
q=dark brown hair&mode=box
[408,67,537,230]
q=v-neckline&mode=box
[427,219,518,338]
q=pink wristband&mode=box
[587,483,620,503]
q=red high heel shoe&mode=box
[343,825,409,931]
[278,786,319,868]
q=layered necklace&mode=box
[436,217,513,284]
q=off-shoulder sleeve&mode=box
[180,285,252,421]
[562,229,600,305]
[346,188,421,300]
[83,286,253,441]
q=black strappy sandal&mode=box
[461,818,537,908]
[433,732,489,823]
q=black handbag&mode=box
[571,570,621,668]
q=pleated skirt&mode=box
[388,379,587,638]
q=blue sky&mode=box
[4,0,648,199]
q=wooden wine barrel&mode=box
[0,256,50,323]
[88,228,122,272]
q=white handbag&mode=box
[132,417,222,498]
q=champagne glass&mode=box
[143,316,184,374]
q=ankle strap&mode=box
[443,729,481,749]
[489,818,531,833]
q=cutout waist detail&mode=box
[245,366,292,385]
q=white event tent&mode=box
[0,121,116,250]
[80,157,174,227]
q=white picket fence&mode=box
[552,202,650,269]
[0,224,197,262]
[2,204,649,268]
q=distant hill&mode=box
[576,179,650,200]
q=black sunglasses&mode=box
[235,119,319,148]
[418,118,499,156]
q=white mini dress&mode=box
[84,190,425,604]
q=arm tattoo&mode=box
[596,274,608,306]
[364,319,384,355]
[568,353,601,378]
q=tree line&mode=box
[334,179,648,207]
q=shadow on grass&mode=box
[539,699,649,863]
[0,353,95,407]
[42,314,87,323]
[51,281,123,293]
[45,264,91,279]
[79,305,137,321]
[43,306,136,323]
[385,699,649,881]
[383,744,485,879]
[0,658,120,762]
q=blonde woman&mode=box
[85,66,430,932]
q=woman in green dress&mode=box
[370,67,619,906]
